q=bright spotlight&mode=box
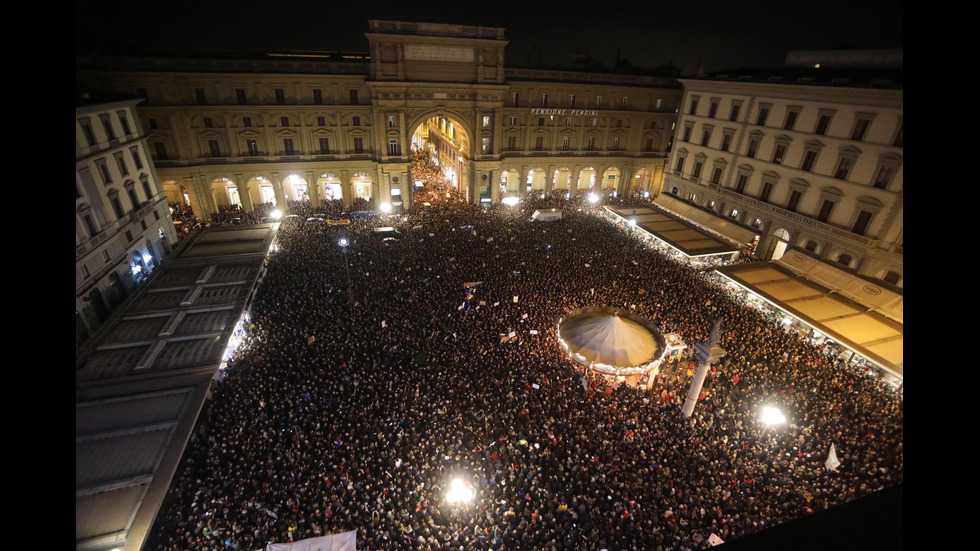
[760,406,786,426]
[588,193,599,204]
[629,219,637,226]
[380,203,392,213]
[270,209,283,220]
[502,196,520,206]
[338,238,349,247]
[445,477,474,504]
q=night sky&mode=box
[77,1,903,75]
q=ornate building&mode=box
[75,20,682,219]
[661,67,903,287]
[76,89,179,346]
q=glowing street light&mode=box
[760,406,786,426]
[338,238,352,300]
[270,209,283,220]
[445,477,474,504]
[502,196,520,206]
[380,203,392,214]
[588,193,599,204]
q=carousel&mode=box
[557,306,669,388]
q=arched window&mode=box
[837,254,852,267]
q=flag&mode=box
[708,533,725,546]
[266,509,279,520]
[825,443,840,471]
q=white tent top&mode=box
[558,306,664,370]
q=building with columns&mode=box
[660,67,903,288]
[75,20,682,220]
[76,88,180,346]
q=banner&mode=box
[825,443,841,471]
[267,530,356,551]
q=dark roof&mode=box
[686,66,903,89]
[76,84,141,108]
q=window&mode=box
[883,271,901,285]
[834,156,854,180]
[130,147,143,170]
[815,112,833,135]
[280,116,289,127]
[616,119,623,128]
[389,139,400,156]
[674,156,685,173]
[569,94,576,107]
[701,128,711,146]
[746,137,760,158]
[507,136,517,150]
[786,190,802,212]
[621,96,629,108]
[892,122,903,147]
[246,139,258,156]
[760,182,774,202]
[283,138,295,155]
[804,240,818,252]
[349,89,358,104]
[852,210,874,235]
[611,137,620,150]
[801,149,818,172]
[275,88,285,105]
[851,116,872,141]
[125,230,133,243]
[708,100,718,118]
[656,98,663,109]
[243,116,252,127]
[837,254,852,267]
[319,137,330,154]
[689,97,699,115]
[512,92,519,106]
[83,214,98,237]
[313,89,323,105]
[691,161,703,180]
[591,118,597,127]
[96,159,111,184]
[587,136,596,150]
[154,142,168,159]
[735,173,748,193]
[509,116,517,126]
[353,137,364,153]
[721,131,733,152]
[127,186,140,210]
[195,88,207,105]
[540,92,548,106]
[100,115,115,140]
[110,194,125,218]
[729,208,738,219]
[203,117,213,128]
[114,152,128,175]
[816,199,835,222]
[80,120,96,146]
[561,137,569,151]
[141,175,152,200]
[645,138,655,152]
[710,167,722,185]
[352,116,360,126]
[873,164,896,189]
[119,113,131,135]
[390,115,398,127]
[148,118,158,130]
[481,137,491,154]
[564,118,572,127]
[783,108,799,130]
[729,102,741,121]
[236,88,247,105]
[683,124,693,142]
[208,139,221,156]
[756,105,770,126]
[535,136,544,150]
[482,115,490,127]
[595,95,602,107]
[772,144,786,164]
[538,118,545,127]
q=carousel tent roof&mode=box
[559,309,659,367]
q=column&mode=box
[234,173,254,213]
[570,166,580,192]
[490,169,499,203]
[270,172,288,213]
[306,170,320,207]
[682,319,726,419]
[518,166,528,199]
[340,170,352,207]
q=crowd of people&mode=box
[147,195,903,551]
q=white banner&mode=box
[825,443,841,471]
[267,530,356,551]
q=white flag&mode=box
[708,533,725,546]
[825,443,841,471]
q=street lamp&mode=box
[339,237,352,301]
